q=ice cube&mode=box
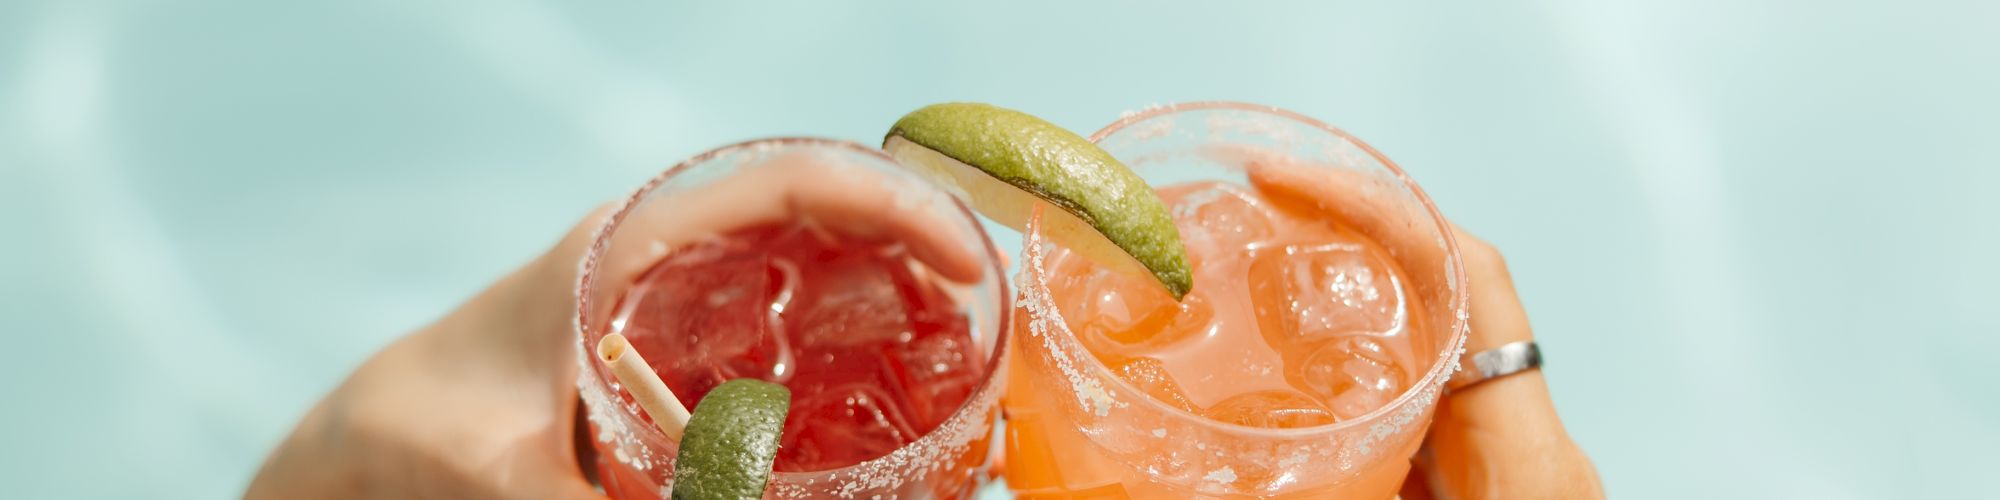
[1048,261,1192,351]
[882,249,972,340]
[622,249,792,383]
[789,252,914,349]
[1165,183,1278,265]
[1079,274,1184,345]
[1104,356,1200,413]
[778,383,920,472]
[1249,242,1405,346]
[883,329,984,429]
[1201,390,1336,429]
[1294,335,1408,420]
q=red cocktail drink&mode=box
[575,139,1009,499]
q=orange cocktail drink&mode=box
[1003,103,1470,498]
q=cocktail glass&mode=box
[1002,103,1470,498]
[574,138,1011,499]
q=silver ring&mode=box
[1447,340,1541,392]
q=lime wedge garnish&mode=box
[883,102,1192,299]
[671,379,791,500]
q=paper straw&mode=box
[596,333,692,441]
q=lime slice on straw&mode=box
[883,102,1193,299]
[670,379,791,500]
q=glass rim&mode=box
[1031,101,1473,438]
[572,136,1014,478]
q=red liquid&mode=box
[611,221,987,472]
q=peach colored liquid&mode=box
[1004,181,1425,498]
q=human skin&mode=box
[1399,226,1605,500]
[245,154,985,500]
[248,151,1600,499]
[1245,159,1602,499]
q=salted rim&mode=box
[571,137,1014,479]
[1025,101,1475,439]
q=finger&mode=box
[600,150,987,286]
[1243,153,1598,496]
[432,201,616,376]
[1242,150,1456,288]
[780,160,988,284]
[546,202,623,280]
[1450,227,1537,353]
[1417,230,1603,497]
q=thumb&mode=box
[536,201,623,291]
[430,201,617,380]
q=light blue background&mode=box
[3,1,1995,498]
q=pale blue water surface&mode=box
[3,1,1996,498]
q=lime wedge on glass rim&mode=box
[883,102,1193,300]
[670,379,791,500]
